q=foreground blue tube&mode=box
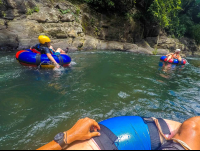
[99,116,151,150]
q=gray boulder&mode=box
[107,41,124,50]
[28,7,60,23]
[0,19,6,30]
[128,47,152,55]
[82,36,98,50]
[156,49,169,55]
[0,30,18,48]
[123,43,138,50]
[60,13,75,22]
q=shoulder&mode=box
[43,47,51,54]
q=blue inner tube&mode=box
[99,116,151,150]
[17,49,71,67]
[160,56,186,65]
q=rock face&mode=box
[0,0,199,56]
[145,36,199,56]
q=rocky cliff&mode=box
[0,0,199,56]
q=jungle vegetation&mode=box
[74,0,200,44]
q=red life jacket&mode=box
[31,44,53,55]
[31,48,41,54]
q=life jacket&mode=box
[172,53,180,59]
[31,44,53,55]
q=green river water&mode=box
[0,51,200,150]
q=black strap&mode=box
[58,55,64,66]
[142,117,161,150]
[158,141,186,150]
[36,54,41,66]
[93,124,118,150]
[142,117,171,150]
[157,118,171,135]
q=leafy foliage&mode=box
[26,7,40,15]
[59,9,71,14]
[191,24,200,44]
[73,0,200,43]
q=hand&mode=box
[49,45,54,49]
[54,63,60,69]
[66,117,101,144]
[56,64,60,69]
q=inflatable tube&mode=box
[98,116,179,150]
[16,49,71,68]
[160,56,186,65]
[100,116,151,150]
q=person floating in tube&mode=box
[166,49,182,62]
[31,35,67,69]
[38,116,200,150]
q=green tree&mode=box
[148,0,182,28]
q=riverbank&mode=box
[0,0,199,57]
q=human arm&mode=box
[46,53,60,68]
[37,118,101,150]
[166,53,173,57]
[49,45,55,52]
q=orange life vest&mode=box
[172,53,180,59]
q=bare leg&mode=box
[167,55,172,61]
[178,56,182,62]
[56,48,67,54]
[173,116,200,150]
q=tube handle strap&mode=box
[142,117,161,150]
[36,54,41,66]
[157,118,171,135]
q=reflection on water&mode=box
[0,51,200,149]
[158,61,185,79]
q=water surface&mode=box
[0,51,200,149]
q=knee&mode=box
[181,117,200,132]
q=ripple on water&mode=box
[0,52,200,149]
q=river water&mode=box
[0,51,200,149]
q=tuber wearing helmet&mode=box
[38,35,51,44]
[175,49,181,53]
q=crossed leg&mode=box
[56,48,67,54]
[167,55,172,61]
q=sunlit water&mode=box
[0,51,200,149]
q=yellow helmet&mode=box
[38,35,51,44]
